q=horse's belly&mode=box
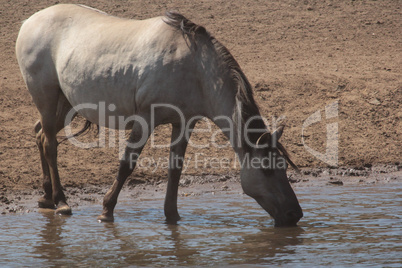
[61,82,137,129]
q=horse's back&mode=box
[16,5,117,83]
[16,4,203,126]
[16,4,162,70]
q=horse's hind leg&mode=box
[34,92,75,214]
[35,95,75,210]
[35,120,55,209]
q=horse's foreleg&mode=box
[35,121,55,209]
[164,122,195,224]
[98,118,153,222]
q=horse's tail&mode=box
[58,120,95,145]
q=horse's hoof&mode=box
[55,205,72,215]
[38,197,56,209]
[165,219,180,225]
[165,215,181,225]
[97,214,114,222]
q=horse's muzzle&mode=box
[274,209,303,227]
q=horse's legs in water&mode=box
[164,122,196,223]
[98,115,154,222]
[35,94,74,213]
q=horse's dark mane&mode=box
[164,12,300,171]
[164,11,208,38]
[164,11,265,150]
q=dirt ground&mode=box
[0,0,401,212]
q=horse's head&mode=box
[240,126,303,227]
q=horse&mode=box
[16,4,303,226]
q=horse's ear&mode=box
[272,125,285,143]
[256,132,271,147]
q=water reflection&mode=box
[230,227,305,265]
[97,217,305,266]
[163,224,200,264]
[34,210,67,263]
[32,205,305,266]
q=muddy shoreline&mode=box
[1,164,400,215]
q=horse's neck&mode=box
[197,38,267,160]
[208,84,267,160]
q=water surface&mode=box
[1,183,401,267]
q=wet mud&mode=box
[1,164,400,215]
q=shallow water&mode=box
[1,183,401,267]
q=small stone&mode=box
[336,84,346,91]
[369,98,381,105]
[288,177,299,183]
[328,178,343,185]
